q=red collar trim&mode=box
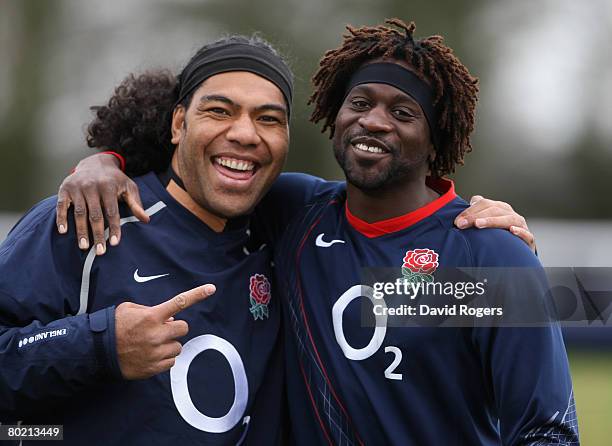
[345,177,456,238]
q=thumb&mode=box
[152,284,216,320]
[123,189,150,223]
[470,195,484,205]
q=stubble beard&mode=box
[333,137,417,192]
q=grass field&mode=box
[568,350,612,445]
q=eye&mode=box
[349,98,370,110]
[198,106,231,117]
[392,108,415,120]
[208,107,230,116]
[258,115,282,124]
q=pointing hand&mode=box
[115,284,216,380]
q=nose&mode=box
[226,114,262,147]
[357,107,393,133]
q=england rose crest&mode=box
[249,273,272,320]
[402,248,439,283]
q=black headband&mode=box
[176,43,293,116]
[344,62,439,148]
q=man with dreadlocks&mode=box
[261,19,578,445]
[52,20,573,445]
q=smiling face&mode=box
[332,63,435,191]
[170,71,289,218]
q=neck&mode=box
[346,175,439,223]
[168,156,227,232]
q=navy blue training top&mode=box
[255,173,579,446]
[0,172,283,445]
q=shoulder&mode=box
[1,196,58,247]
[0,195,82,275]
[433,195,538,267]
[4,173,163,250]
[269,173,345,205]
[460,226,540,267]
[434,195,470,227]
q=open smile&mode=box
[349,136,391,159]
[211,154,261,187]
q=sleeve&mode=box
[467,229,580,445]
[476,326,579,445]
[251,173,342,245]
[0,197,122,419]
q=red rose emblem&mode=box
[250,274,271,305]
[403,249,439,275]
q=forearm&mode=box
[483,326,579,445]
[0,307,121,418]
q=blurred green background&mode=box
[1,0,611,443]
[569,351,612,444]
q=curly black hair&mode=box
[86,35,290,177]
[87,71,177,176]
[309,18,479,177]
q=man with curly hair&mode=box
[0,35,292,445]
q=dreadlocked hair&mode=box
[87,34,291,177]
[309,18,479,177]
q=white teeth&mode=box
[215,157,255,171]
[355,143,384,154]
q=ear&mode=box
[171,106,186,145]
[428,142,437,163]
[429,149,436,164]
[427,143,437,175]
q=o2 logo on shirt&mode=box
[170,335,250,433]
[332,285,403,381]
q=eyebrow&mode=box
[391,93,422,111]
[199,94,235,106]
[199,95,287,116]
[255,103,287,116]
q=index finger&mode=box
[152,284,216,319]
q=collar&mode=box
[345,177,456,238]
[157,167,249,232]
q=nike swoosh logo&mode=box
[315,233,345,248]
[133,269,169,283]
